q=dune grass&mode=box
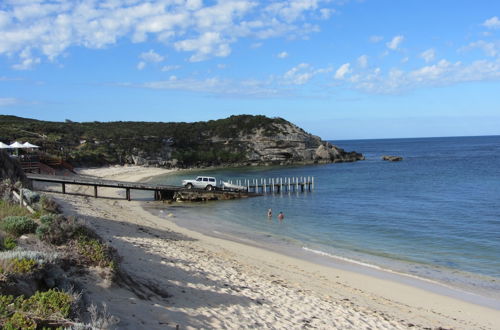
[0,200,31,219]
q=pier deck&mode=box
[26,174,260,201]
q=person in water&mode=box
[277,211,284,221]
[267,208,272,218]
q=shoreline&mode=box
[145,203,500,311]
[39,165,499,329]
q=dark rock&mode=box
[382,155,403,162]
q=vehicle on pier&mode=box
[182,176,217,190]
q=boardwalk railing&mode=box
[223,176,314,194]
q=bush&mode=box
[39,195,61,214]
[0,258,37,274]
[0,216,37,237]
[36,215,83,245]
[0,289,73,329]
[39,214,56,225]
[76,236,115,269]
[2,237,17,251]
[22,289,73,319]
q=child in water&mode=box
[267,208,272,218]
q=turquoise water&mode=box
[147,136,500,303]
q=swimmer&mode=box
[267,208,272,218]
[277,211,284,221]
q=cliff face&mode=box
[208,120,363,166]
[128,118,364,167]
[0,115,363,167]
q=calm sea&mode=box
[146,136,500,306]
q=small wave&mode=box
[300,246,482,294]
[302,246,386,271]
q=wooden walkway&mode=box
[26,174,260,201]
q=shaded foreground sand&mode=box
[44,166,498,329]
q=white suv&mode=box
[182,176,217,191]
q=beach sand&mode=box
[40,166,498,329]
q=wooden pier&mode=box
[26,174,314,202]
[223,176,314,194]
[26,174,262,202]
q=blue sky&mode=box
[1,0,499,139]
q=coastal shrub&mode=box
[39,195,61,214]
[0,258,37,274]
[22,289,73,319]
[36,215,83,245]
[0,250,59,266]
[0,289,73,329]
[76,236,115,269]
[0,216,37,237]
[1,237,17,251]
[3,311,36,330]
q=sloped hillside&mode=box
[0,115,363,167]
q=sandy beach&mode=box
[39,166,498,329]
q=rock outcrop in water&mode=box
[382,155,403,162]
[0,115,363,168]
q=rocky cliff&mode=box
[0,115,363,167]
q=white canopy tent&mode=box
[22,142,39,148]
[0,142,11,149]
[9,141,25,148]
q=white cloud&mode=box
[483,16,500,29]
[0,97,21,107]
[369,35,383,43]
[334,63,351,80]
[12,48,40,70]
[420,48,435,62]
[137,61,146,70]
[463,40,499,57]
[348,58,500,94]
[161,65,181,72]
[123,76,282,98]
[357,55,368,68]
[386,35,404,50]
[277,51,289,59]
[282,62,332,85]
[174,31,231,62]
[139,49,164,63]
[0,0,337,66]
[137,49,164,70]
[283,63,313,85]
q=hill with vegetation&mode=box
[0,115,363,167]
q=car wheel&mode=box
[185,183,193,189]
[206,185,213,191]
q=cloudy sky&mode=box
[1,0,499,139]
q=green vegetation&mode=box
[0,200,31,219]
[0,289,73,329]
[10,258,37,273]
[1,237,17,251]
[76,235,116,269]
[0,114,291,167]
[36,215,82,245]
[0,257,37,274]
[0,216,37,237]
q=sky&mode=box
[1,0,500,140]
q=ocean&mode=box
[146,135,500,307]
